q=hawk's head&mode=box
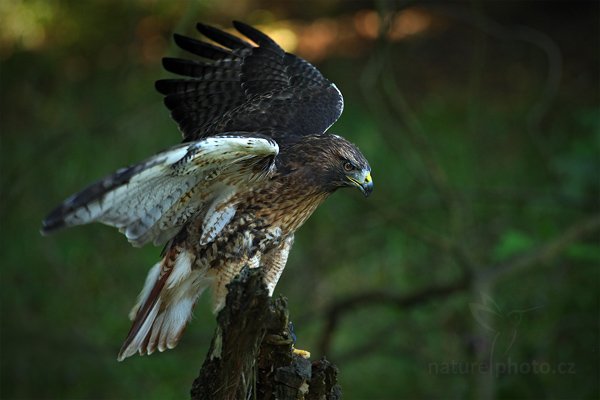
[287,134,373,197]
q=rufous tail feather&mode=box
[117,248,203,361]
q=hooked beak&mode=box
[348,170,373,197]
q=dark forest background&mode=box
[1,1,598,399]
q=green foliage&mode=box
[492,230,536,262]
[1,1,598,399]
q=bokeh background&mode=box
[1,0,598,399]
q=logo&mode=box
[469,293,542,359]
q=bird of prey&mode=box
[41,21,373,361]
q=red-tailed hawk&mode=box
[41,21,373,361]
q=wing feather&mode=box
[172,33,232,60]
[41,135,278,247]
[156,21,344,142]
[196,22,252,50]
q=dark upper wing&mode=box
[155,21,344,143]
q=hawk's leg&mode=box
[262,235,310,357]
[261,235,294,296]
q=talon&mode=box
[292,346,311,359]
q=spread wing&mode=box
[41,134,278,247]
[156,21,344,143]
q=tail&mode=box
[117,247,206,361]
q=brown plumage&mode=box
[41,22,373,361]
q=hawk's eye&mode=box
[343,161,355,172]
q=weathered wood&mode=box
[190,267,341,400]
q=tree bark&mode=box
[190,267,341,400]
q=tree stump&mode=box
[190,267,341,400]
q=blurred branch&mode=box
[380,67,478,273]
[372,2,464,218]
[315,213,599,359]
[359,4,481,277]
[320,1,589,378]
[382,208,476,273]
[390,211,455,251]
[481,213,600,284]
[317,276,471,356]
[334,323,402,365]
[429,3,563,171]
[382,65,462,220]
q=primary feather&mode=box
[156,21,344,142]
[42,135,278,247]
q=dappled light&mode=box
[0,0,53,56]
